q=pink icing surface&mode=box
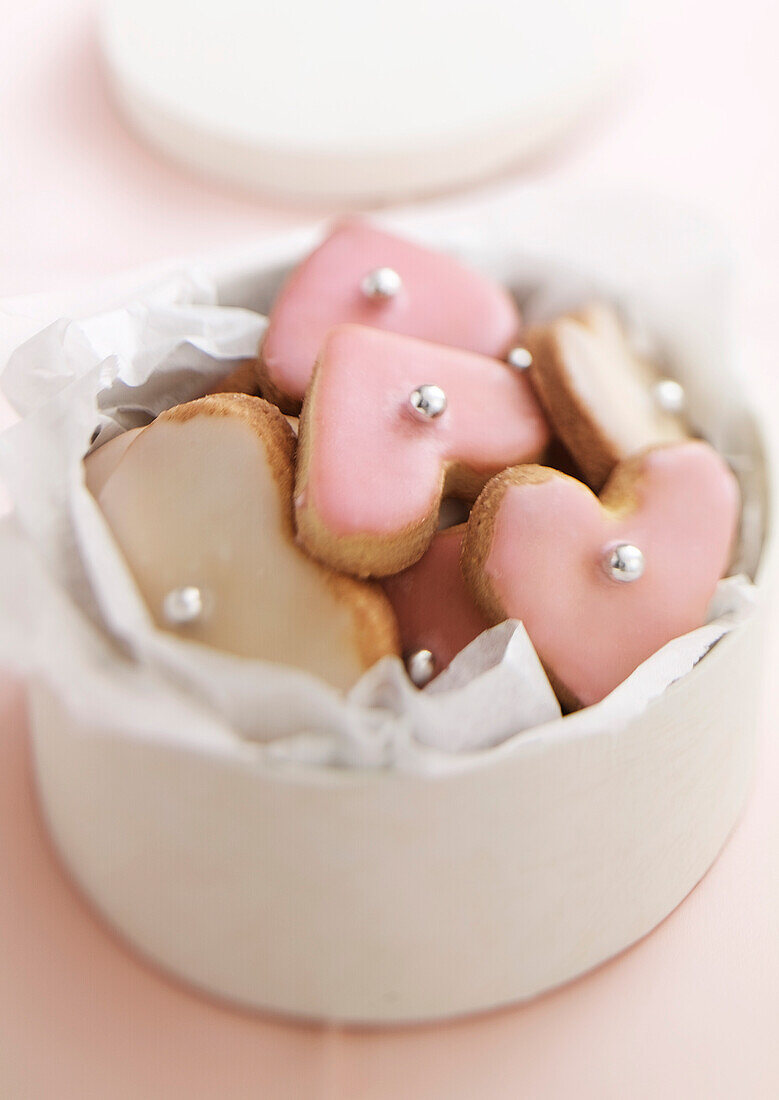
[263,221,521,402]
[303,324,550,535]
[382,526,490,673]
[485,442,740,706]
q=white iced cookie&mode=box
[97,394,399,690]
[524,302,689,490]
[84,427,144,498]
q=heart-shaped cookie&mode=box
[524,302,689,490]
[295,324,551,577]
[96,394,399,690]
[258,220,522,412]
[382,525,490,682]
[462,441,739,708]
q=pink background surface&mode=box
[1,0,778,1096]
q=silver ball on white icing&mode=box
[603,544,645,583]
[162,585,205,625]
[653,378,686,415]
[406,648,436,687]
[361,266,402,301]
[409,384,447,420]
[507,346,533,371]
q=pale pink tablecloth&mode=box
[1,0,778,1096]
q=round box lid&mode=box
[100,0,630,203]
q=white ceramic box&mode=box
[0,192,771,1023]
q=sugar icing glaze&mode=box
[483,442,740,706]
[527,303,688,489]
[83,427,143,498]
[548,304,688,460]
[96,405,395,690]
[382,526,489,675]
[262,221,522,404]
[300,324,550,536]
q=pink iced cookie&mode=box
[258,221,522,411]
[382,525,490,682]
[295,324,551,577]
[462,441,740,708]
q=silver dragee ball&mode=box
[507,346,533,370]
[162,585,205,625]
[604,544,645,583]
[409,384,447,419]
[406,648,436,687]
[361,266,402,301]
[653,378,686,415]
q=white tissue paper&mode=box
[0,225,762,770]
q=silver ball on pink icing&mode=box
[507,346,533,371]
[603,544,645,583]
[361,266,402,301]
[409,384,447,420]
[406,648,436,687]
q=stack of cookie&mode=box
[87,223,740,710]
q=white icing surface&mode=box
[558,304,688,458]
[84,426,142,498]
[98,412,371,690]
